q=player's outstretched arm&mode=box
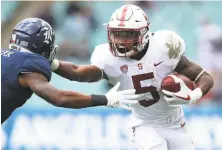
[52,60,103,82]
[18,72,142,108]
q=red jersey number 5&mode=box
[132,72,160,107]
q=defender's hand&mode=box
[106,82,145,109]
[162,76,202,105]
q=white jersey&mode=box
[91,30,186,128]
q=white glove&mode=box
[162,75,203,105]
[106,82,146,110]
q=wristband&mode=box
[91,94,108,106]
[190,88,203,104]
[51,59,59,71]
[194,69,205,82]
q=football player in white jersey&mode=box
[51,5,214,150]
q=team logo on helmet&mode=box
[120,65,128,74]
[43,28,53,44]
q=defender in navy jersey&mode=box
[1,49,52,122]
[1,18,143,124]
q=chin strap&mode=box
[48,45,58,63]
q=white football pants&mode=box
[131,124,195,150]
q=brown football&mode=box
[161,73,195,93]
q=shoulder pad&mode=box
[20,53,52,81]
[154,30,185,59]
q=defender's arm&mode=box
[18,72,140,108]
[18,72,106,108]
[53,60,105,82]
[175,56,214,96]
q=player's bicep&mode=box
[175,56,203,81]
[19,72,59,103]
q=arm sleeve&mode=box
[18,54,52,81]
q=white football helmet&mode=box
[106,5,150,57]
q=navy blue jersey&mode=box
[1,49,51,123]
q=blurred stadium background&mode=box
[1,1,222,150]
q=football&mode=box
[161,73,195,93]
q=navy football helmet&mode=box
[9,18,58,63]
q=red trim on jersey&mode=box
[118,6,129,27]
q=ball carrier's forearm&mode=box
[175,56,214,97]
[194,71,214,96]
[52,60,103,82]
[163,56,214,105]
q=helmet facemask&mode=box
[48,45,58,63]
[107,27,149,57]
